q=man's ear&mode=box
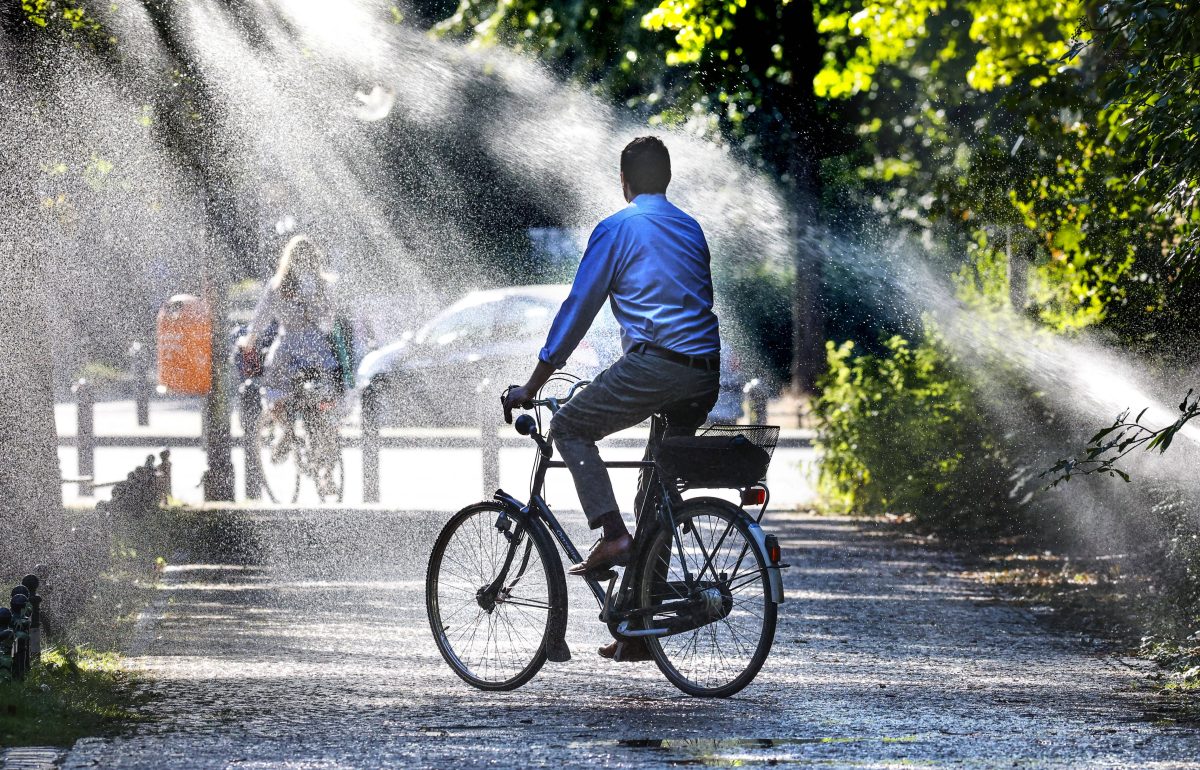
[621,171,632,203]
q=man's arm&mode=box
[538,223,620,368]
[502,223,620,421]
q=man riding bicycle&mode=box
[503,136,721,660]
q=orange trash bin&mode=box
[157,294,213,395]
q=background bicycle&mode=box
[236,331,347,505]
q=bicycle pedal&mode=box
[582,568,618,582]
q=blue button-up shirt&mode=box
[539,194,721,368]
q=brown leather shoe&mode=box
[598,638,654,662]
[568,534,633,576]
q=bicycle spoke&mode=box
[643,503,776,695]
[506,601,550,638]
[727,569,769,594]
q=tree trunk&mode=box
[1006,226,1030,311]
[789,198,824,395]
[0,249,63,566]
[202,263,236,501]
[782,0,826,395]
[0,22,65,564]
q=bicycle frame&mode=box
[493,452,657,609]
[489,430,751,640]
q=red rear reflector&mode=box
[765,534,781,564]
[741,487,766,506]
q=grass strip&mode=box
[1,647,149,746]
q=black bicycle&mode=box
[426,377,785,697]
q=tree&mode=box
[1085,0,1200,272]
[809,0,1197,349]
[0,4,83,558]
[1044,0,1200,483]
[434,0,840,391]
[3,0,277,501]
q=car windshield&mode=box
[416,298,498,346]
[493,296,555,339]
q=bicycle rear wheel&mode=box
[427,502,562,691]
[637,499,777,697]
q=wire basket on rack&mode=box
[655,424,780,489]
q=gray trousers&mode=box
[549,351,720,528]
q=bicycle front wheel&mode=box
[637,499,777,697]
[426,502,562,691]
[291,414,344,504]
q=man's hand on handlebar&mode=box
[501,385,535,424]
[503,360,557,423]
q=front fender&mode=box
[490,489,572,662]
[492,489,526,514]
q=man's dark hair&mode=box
[621,136,671,195]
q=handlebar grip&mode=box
[501,386,515,424]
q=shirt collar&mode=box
[631,193,669,207]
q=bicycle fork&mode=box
[489,493,573,662]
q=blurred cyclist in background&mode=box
[237,234,348,416]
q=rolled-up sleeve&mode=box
[538,223,620,368]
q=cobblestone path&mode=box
[61,511,1200,768]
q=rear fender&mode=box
[685,496,785,605]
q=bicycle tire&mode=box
[427,502,566,691]
[287,411,345,504]
[252,412,282,504]
[315,426,345,503]
[637,498,777,697]
[289,451,345,504]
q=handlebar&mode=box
[501,379,589,424]
[511,379,589,457]
[529,379,589,413]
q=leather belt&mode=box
[629,342,720,372]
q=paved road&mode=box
[60,510,1200,768]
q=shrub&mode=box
[816,330,1017,533]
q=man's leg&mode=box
[550,356,666,532]
[632,368,720,518]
